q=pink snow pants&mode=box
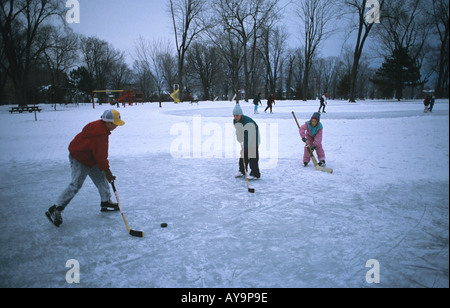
[303,136,325,163]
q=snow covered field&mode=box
[0,99,448,288]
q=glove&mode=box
[311,146,317,152]
[302,137,307,143]
[104,169,116,183]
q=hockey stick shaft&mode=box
[241,146,255,193]
[111,182,144,237]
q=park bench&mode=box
[9,106,42,114]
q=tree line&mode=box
[1,0,448,106]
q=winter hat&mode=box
[311,112,321,122]
[233,104,244,116]
[101,110,125,126]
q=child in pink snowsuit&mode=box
[299,112,326,167]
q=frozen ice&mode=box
[0,99,448,288]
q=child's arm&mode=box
[299,123,307,139]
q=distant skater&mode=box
[253,92,262,114]
[318,91,327,113]
[429,96,435,113]
[264,93,275,113]
[423,95,431,113]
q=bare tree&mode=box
[215,0,280,102]
[296,0,335,100]
[80,36,123,91]
[312,56,338,99]
[169,0,211,101]
[132,60,154,102]
[42,27,79,87]
[261,26,287,97]
[110,58,132,90]
[0,0,64,105]
[208,25,244,102]
[285,51,298,99]
[428,0,449,98]
[376,0,430,56]
[290,48,306,99]
[375,0,432,96]
[340,0,385,103]
[186,42,220,100]
[134,36,174,107]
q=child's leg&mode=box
[315,145,326,161]
[248,146,260,178]
[89,165,112,203]
[56,155,90,210]
[303,147,311,163]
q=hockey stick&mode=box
[111,182,144,237]
[292,112,333,174]
[241,146,255,193]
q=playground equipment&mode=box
[91,90,144,109]
[170,84,180,104]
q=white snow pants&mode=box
[56,155,111,210]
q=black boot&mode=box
[101,200,120,212]
[46,205,64,227]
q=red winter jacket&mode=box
[69,120,111,171]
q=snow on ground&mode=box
[0,99,448,288]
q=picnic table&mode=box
[9,106,42,114]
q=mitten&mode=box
[104,169,116,183]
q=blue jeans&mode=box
[56,155,111,210]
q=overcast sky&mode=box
[68,0,346,64]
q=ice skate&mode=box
[101,200,120,212]
[45,205,63,227]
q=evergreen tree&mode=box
[68,67,94,96]
[371,47,423,101]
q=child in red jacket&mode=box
[46,110,125,227]
[299,112,326,167]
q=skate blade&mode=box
[101,208,120,212]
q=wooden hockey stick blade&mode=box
[113,182,144,238]
[315,165,334,174]
[121,213,145,237]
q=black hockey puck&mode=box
[161,223,168,228]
